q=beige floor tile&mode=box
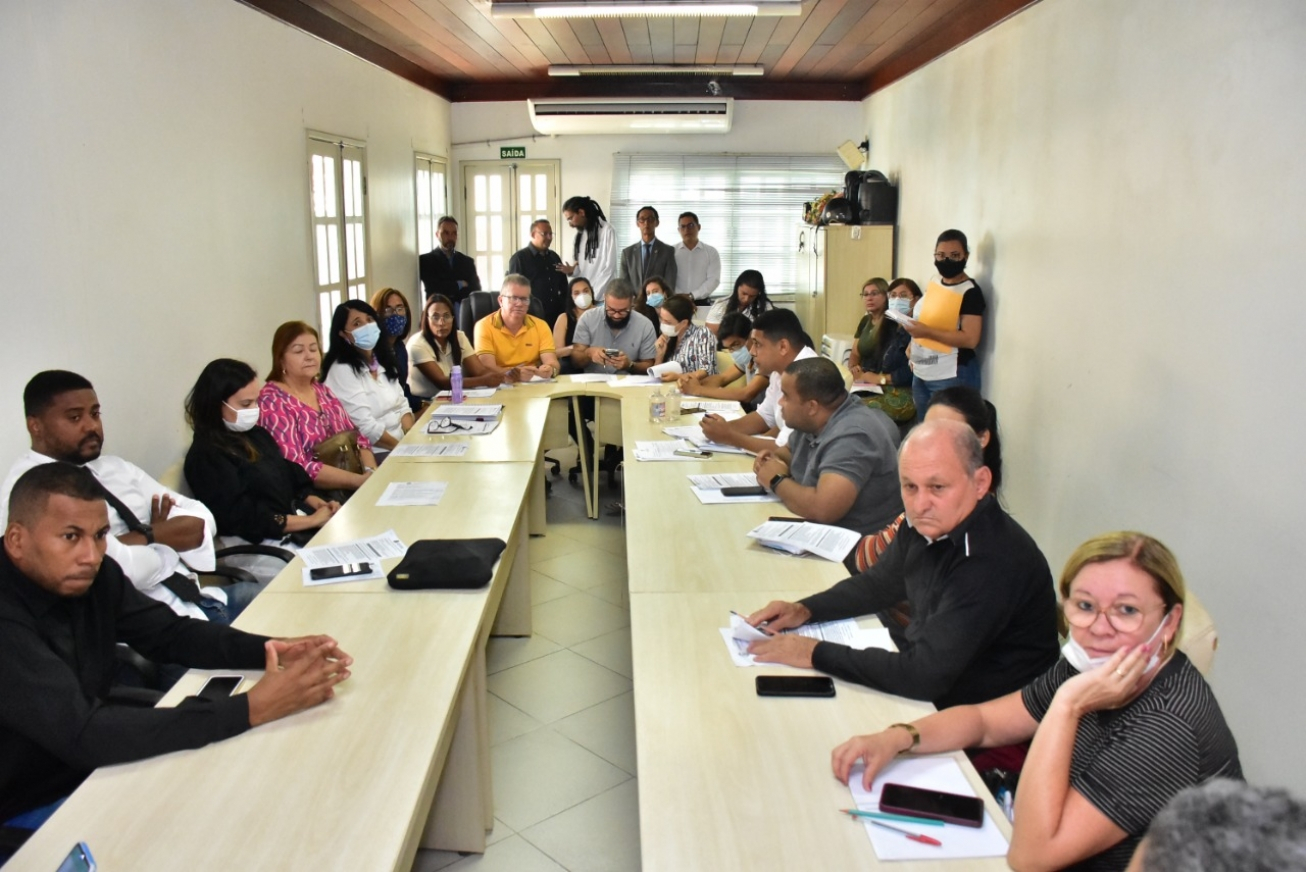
[555,518,627,557]
[532,547,627,592]
[487,649,631,723]
[520,780,642,872]
[410,848,464,872]
[531,590,631,648]
[528,531,587,565]
[583,578,630,609]
[488,692,543,746]
[553,691,637,776]
[444,834,568,872]
[571,626,633,679]
[486,818,513,847]
[531,570,577,605]
[486,633,563,675]
[489,728,632,831]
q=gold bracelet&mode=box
[889,722,920,751]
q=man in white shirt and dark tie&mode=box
[673,211,722,308]
[619,205,677,291]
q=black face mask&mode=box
[935,258,968,280]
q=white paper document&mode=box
[718,614,894,667]
[375,481,448,507]
[882,309,919,328]
[566,373,615,383]
[848,757,1009,861]
[299,530,408,586]
[388,443,469,458]
[301,563,386,586]
[632,440,707,462]
[648,361,683,379]
[850,384,885,396]
[433,387,497,400]
[680,400,743,413]
[662,425,753,455]
[693,487,779,505]
[429,404,503,419]
[746,521,862,562]
[427,418,501,436]
[607,375,660,387]
[688,473,761,489]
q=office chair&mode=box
[458,291,546,337]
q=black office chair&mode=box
[458,291,547,337]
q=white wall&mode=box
[863,0,1305,788]
[450,100,862,261]
[0,0,450,471]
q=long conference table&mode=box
[10,378,1012,871]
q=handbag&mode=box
[312,428,363,474]
[387,538,507,590]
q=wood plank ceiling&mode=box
[238,0,1039,101]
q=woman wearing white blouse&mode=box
[322,300,413,455]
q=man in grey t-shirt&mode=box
[753,357,902,536]
[570,279,658,375]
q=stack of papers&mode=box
[433,387,498,400]
[648,361,683,379]
[389,444,469,458]
[746,520,861,562]
[848,757,1009,861]
[687,472,780,505]
[663,425,753,455]
[299,530,408,586]
[718,612,896,667]
[680,400,742,413]
[375,481,448,507]
[883,309,919,328]
[632,440,705,461]
[429,404,503,419]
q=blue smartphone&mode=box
[56,842,96,872]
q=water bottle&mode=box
[451,364,464,404]
[665,384,681,420]
[649,386,666,423]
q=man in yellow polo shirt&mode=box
[474,274,561,380]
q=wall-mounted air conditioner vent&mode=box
[527,98,734,135]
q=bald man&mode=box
[746,419,1059,709]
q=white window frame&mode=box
[415,153,449,257]
[307,132,369,335]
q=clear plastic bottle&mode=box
[665,384,681,420]
[451,364,463,404]
[649,386,666,423]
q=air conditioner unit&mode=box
[527,98,733,135]
[821,333,855,369]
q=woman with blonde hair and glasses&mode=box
[832,532,1241,872]
[849,276,915,422]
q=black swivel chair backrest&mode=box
[458,290,547,338]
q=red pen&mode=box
[868,818,943,847]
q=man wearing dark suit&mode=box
[507,219,568,328]
[619,206,678,292]
[419,216,481,306]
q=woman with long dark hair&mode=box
[322,299,413,455]
[654,294,717,378]
[406,294,505,398]
[706,269,773,335]
[557,195,616,301]
[185,358,339,577]
[553,277,596,374]
[369,287,421,413]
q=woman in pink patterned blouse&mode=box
[258,321,378,493]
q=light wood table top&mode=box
[398,393,552,463]
[265,459,534,594]
[11,591,486,872]
[629,592,1013,872]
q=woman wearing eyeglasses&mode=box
[370,287,421,413]
[848,277,915,423]
[832,532,1241,872]
[896,229,986,420]
[407,294,506,399]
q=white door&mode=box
[462,160,560,288]
[308,136,369,334]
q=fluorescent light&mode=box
[549,64,765,76]
[490,1,802,18]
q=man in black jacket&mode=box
[507,218,568,327]
[745,419,1058,709]
[419,216,481,306]
[0,463,352,828]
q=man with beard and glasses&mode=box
[0,370,261,624]
[569,278,657,376]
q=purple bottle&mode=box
[451,364,463,404]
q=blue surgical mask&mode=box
[730,346,752,371]
[383,314,407,337]
[350,322,381,351]
[889,297,913,315]
[646,292,665,308]
[1061,608,1172,675]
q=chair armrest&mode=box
[216,544,295,563]
[199,566,260,586]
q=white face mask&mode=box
[223,403,260,432]
[573,293,592,309]
[1062,607,1173,675]
[660,323,679,337]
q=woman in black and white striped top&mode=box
[831,532,1241,872]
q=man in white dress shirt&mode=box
[0,371,260,624]
[673,211,722,306]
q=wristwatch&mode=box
[768,472,792,494]
[879,374,888,386]
[140,523,155,545]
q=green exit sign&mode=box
[500,146,526,159]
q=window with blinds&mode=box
[610,154,844,297]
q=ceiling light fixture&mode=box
[549,64,764,76]
[490,1,802,18]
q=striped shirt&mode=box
[1021,652,1242,871]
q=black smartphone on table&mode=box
[879,782,986,827]
[721,485,767,497]
[309,562,371,581]
[198,674,244,701]
[755,675,836,697]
